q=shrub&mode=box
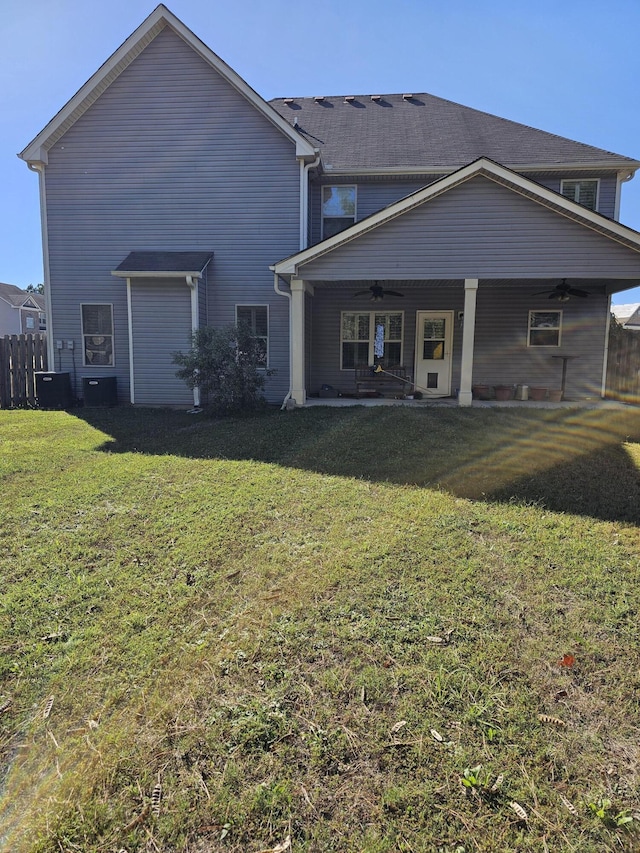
[173,323,272,414]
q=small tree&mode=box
[172,323,271,414]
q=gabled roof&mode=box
[19,5,316,165]
[270,93,640,174]
[272,158,640,277]
[112,251,213,277]
[0,282,45,310]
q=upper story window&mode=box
[38,313,47,331]
[528,310,562,347]
[236,305,268,367]
[82,303,114,366]
[322,186,356,239]
[561,179,598,211]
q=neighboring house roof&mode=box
[611,303,640,324]
[273,158,640,279]
[618,304,640,329]
[270,93,640,175]
[0,281,45,311]
[113,251,213,277]
[18,5,316,166]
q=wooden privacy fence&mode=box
[606,323,640,403]
[0,334,48,408]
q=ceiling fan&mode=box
[353,283,404,302]
[534,279,589,302]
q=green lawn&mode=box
[1,405,640,852]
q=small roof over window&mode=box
[113,251,213,277]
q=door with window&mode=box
[414,311,453,397]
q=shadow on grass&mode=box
[74,404,640,524]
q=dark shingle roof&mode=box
[270,92,638,172]
[115,251,213,273]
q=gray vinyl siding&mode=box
[130,278,193,406]
[310,178,439,245]
[44,25,300,405]
[526,171,618,219]
[300,177,640,281]
[308,281,609,399]
[0,301,19,335]
[309,171,619,247]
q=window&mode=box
[528,310,562,347]
[38,313,46,331]
[236,305,268,366]
[81,304,114,366]
[25,315,35,329]
[322,186,356,239]
[561,179,598,211]
[341,312,403,369]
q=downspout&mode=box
[273,152,320,409]
[27,161,54,370]
[186,275,200,408]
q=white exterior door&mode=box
[414,311,453,397]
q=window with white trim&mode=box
[81,304,114,366]
[25,315,35,329]
[561,179,598,211]
[322,186,356,239]
[528,310,562,347]
[341,311,403,369]
[236,305,268,367]
[38,313,46,331]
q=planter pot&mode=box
[494,385,513,401]
[548,389,563,402]
[472,384,492,400]
[529,387,548,401]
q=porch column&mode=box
[458,278,478,407]
[290,278,312,406]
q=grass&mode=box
[1,404,640,852]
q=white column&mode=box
[290,278,308,406]
[458,278,478,407]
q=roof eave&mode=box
[320,161,640,177]
[19,4,315,164]
[111,270,205,279]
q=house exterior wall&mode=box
[309,171,619,248]
[300,177,640,281]
[43,26,301,404]
[308,282,609,399]
[130,278,193,406]
[0,301,20,336]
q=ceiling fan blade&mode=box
[568,287,589,297]
[384,290,404,297]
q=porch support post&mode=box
[290,278,311,406]
[458,278,478,407]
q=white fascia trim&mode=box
[322,161,640,177]
[19,5,316,164]
[272,158,640,277]
[111,270,204,279]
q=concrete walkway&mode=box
[304,396,633,410]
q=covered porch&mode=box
[272,160,640,407]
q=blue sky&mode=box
[2,0,639,303]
